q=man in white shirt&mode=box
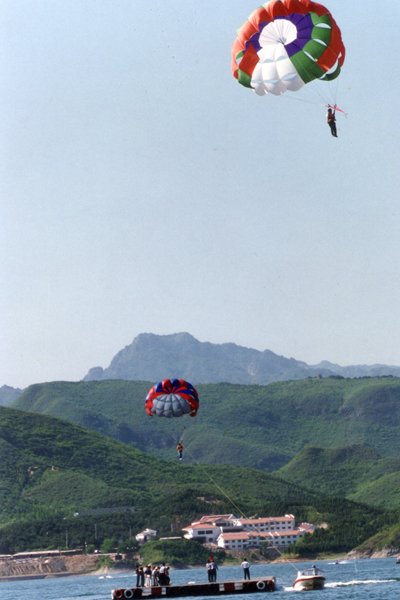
[241,558,251,580]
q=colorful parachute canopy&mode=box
[146,379,199,418]
[232,0,345,96]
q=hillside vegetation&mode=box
[277,445,400,509]
[0,405,316,527]
[12,377,400,474]
[1,406,400,557]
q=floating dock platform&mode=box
[112,578,276,599]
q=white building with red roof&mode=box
[136,528,157,543]
[216,528,311,550]
[182,515,238,543]
[235,515,296,532]
[182,513,317,549]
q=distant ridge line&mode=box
[81,332,400,385]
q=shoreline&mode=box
[0,571,94,582]
[1,551,396,583]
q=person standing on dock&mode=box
[152,565,159,586]
[210,559,218,582]
[159,563,167,585]
[164,566,171,585]
[241,558,251,580]
[206,559,213,582]
[136,565,141,587]
[139,566,145,587]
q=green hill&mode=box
[12,377,400,471]
[1,406,399,557]
[0,405,317,527]
[277,445,400,509]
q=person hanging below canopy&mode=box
[177,442,183,460]
[327,108,338,137]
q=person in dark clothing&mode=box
[139,566,145,587]
[327,108,338,137]
[241,558,251,580]
[206,560,213,582]
[210,560,218,582]
[159,563,167,585]
[136,565,141,587]
[177,443,183,460]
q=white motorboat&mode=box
[293,566,325,591]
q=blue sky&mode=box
[1,1,399,388]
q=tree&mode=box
[118,539,139,554]
[101,538,116,553]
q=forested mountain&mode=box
[277,445,400,509]
[1,405,399,557]
[82,332,400,384]
[0,404,316,527]
[12,377,400,486]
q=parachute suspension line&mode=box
[280,75,345,117]
[346,114,400,141]
[179,426,187,444]
[182,443,299,573]
[299,58,335,107]
[281,93,326,108]
[156,417,186,447]
[324,69,342,113]
[155,420,298,571]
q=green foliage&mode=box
[0,405,318,553]
[356,519,400,553]
[11,377,400,474]
[0,511,142,554]
[118,538,139,553]
[277,445,400,509]
[0,405,318,525]
[101,537,116,553]
[273,497,399,556]
[3,377,400,559]
[96,555,114,569]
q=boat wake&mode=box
[327,560,351,565]
[326,579,397,588]
[279,577,399,592]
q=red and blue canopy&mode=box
[146,379,199,418]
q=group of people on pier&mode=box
[135,563,171,587]
[134,557,252,588]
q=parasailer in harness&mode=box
[177,442,183,460]
[145,379,199,461]
[327,108,338,137]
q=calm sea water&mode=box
[0,558,399,600]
